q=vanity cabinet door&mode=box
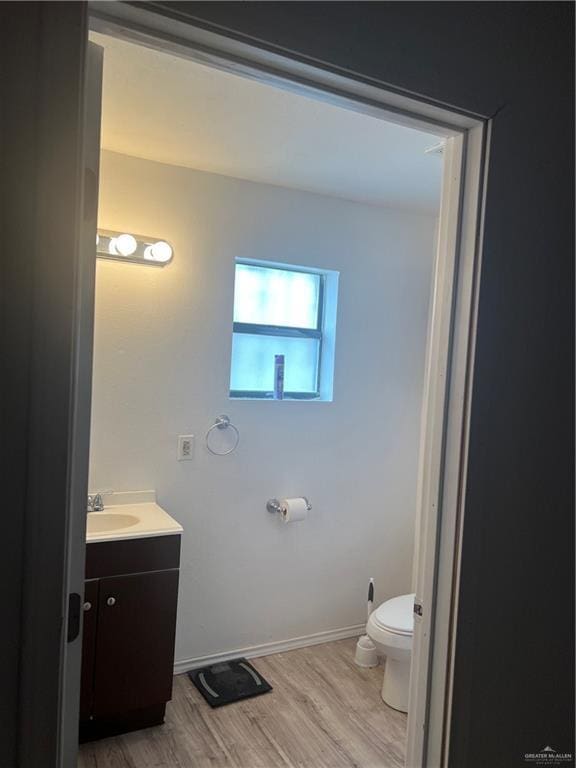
[80,579,99,720]
[92,569,179,717]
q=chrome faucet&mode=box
[87,493,104,513]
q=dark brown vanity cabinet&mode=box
[80,535,180,741]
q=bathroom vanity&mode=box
[80,494,182,742]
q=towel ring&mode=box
[205,415,240,456]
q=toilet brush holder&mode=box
[354,634,379,668]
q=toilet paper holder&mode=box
[266,497,312,514]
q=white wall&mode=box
[90,150,437,665]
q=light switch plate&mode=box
[177,434,195,461]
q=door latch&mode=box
[414,602,423,617]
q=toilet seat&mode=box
[372,593,415,636]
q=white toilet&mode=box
[367,593,415,712]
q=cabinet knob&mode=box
[106,596,116,607]
[83,601,92,611]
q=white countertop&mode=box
[86,490,183,543]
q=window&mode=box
[230,261,338,400]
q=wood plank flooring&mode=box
[78,638,407,768]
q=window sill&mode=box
[229,394,332,403]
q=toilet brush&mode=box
[354,578,379,668]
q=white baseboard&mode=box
[173,623,365,675]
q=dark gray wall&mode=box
[0,6,39,763]
[1,3,88,766]
[142,3,575,766]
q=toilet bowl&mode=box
[367,593,415,712]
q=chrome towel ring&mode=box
[205,414,240,456]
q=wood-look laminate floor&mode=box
[78,638,407,768]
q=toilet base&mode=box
[381,657,410,713]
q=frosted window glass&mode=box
[233,264,320,329]
[230,333,320,394]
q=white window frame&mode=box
[230,261,326,400]
[88,5,488,764]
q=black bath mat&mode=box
[188,658,272,708]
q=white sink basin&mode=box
[86,512,139,535]
[85,492,183,543]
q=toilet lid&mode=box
[373,593,415,636]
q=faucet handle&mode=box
[87,493,105,512]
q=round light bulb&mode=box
[144,240,173,263]
[114,233,138,257]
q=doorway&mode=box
[70,5,486,766]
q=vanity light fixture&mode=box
[144,240,173,263]
[96,229,174,267]
[109,233,137,257]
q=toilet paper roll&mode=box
[281,497,308,523]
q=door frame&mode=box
[2,5,99,768]
[87,4,487,765]
[59,39,103,766]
